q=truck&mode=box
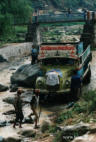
[35,41,92,99]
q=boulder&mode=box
[0,84,8,92]
[0,55,8,62]
[3,97,15,105]
[3,137,21,142]
[20,129,36,137]
[10,84,18,92]
[11,64,40,87]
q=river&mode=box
[0,43,96,142]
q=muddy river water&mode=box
[0,48,96,141]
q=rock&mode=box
[41,121,50,133]
[4,137,21,142]
[3,110,15,115]
[0,84,8,92]
[9,67,17,70]
[54,122,90,142]
[0,136,4,142]
[0,55,8,62]
[20,129,36,137]
[11,64,40,87]
[3,97,15,105]
[10,84,18,92]
[0,121,8,127]
[23,118,34,124]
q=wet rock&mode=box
[3,97,15,105]
[72,133,96,142]
[60,122,89,136]
[3,110,15,115]
[0,55,8,62]
[23,118,34,124]
[0,120,10,127]
[9,67,17,71]
[20,129,36,138]
[11,64,40,87]
[0,84,8,92]
[54,122,90,142]
[0,136,4,142]
[3,137,21,142]
[10,84,18,92]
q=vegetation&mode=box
[47,0,96,10]
[55,90,96,125]
[0,0,33,45]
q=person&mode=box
[67,8,72,17]
[83,8,87,20]
[28,89,40,128]
[71,70,82,100]
[31,46,38,65]
[13,88,24,128]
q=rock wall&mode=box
[0,42,32,61]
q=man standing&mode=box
[31,46,38,65]
[13,88,24,128]
[71,70,82,100]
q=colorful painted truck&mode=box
[35,42,92,98]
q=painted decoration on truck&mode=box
[77,68,84,77]
[38,45,77,59]
[81,45,90,64]
[77,42,83,56]
[46,72,59,86]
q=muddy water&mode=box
[0,51,96,140]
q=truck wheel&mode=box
[84,68,91,84]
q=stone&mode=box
[0,84,8,92]
[11,64,40,87]
[0,136,4,142]
[0,55,8,62]
[20,129,36,137]
[10,84,18,92]
[41,121,50,133]
[3,110,15,115]
[3,97,15,105]
[3,137,21,142]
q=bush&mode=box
[56,111,73,124]
[82,90,96,113]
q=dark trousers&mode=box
[31,55,37,64]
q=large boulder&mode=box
[0,84,8,92]
[11,64,40,87]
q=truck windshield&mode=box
[42,58,76,66]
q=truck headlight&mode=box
[36,77,45,88]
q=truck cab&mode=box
[35,42,92,97]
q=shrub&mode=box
[82,90,96,113]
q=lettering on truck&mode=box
[38,45,77,59]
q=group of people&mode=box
[13,88,40,129]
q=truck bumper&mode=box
[37,88,70,95]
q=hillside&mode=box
[32,0,96,11]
